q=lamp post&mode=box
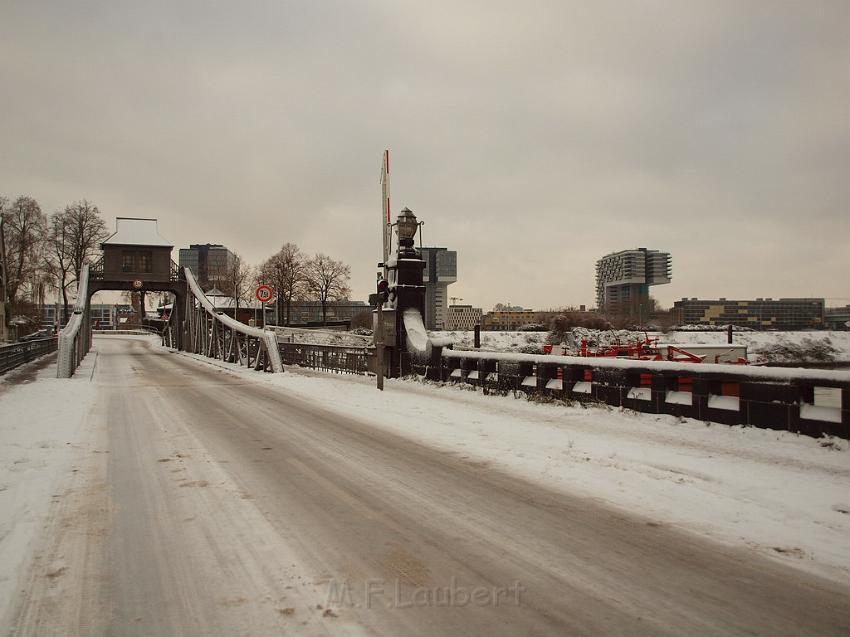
[396,207,419,255]
[395,207,425,376]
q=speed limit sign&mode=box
[255,284,273,303]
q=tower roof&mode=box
[102,217,173,248]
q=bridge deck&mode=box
[4,335,850,635]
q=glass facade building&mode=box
[420,247,457,330]
[672,298,825,330]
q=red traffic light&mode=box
[377,278,389,302]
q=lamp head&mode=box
[396,207,418,244]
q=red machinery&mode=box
[546,333,748,365]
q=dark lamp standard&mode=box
[396,207,418,253]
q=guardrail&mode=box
[429,349,850,440]
[279,342,373,375]
[183,267,283,372]
[0,337,58,375]
[56,264,91,378]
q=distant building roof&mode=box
[102,217,173,248]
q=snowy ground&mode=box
[3,337,849,626]
[182,352,850,587]
[658,330,850,364]
[434,329,850,364]
[0,353,98,622]
[433,330,549,353]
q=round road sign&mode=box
[255,284,273,303]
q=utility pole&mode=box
[375,276,389,391]
[376,300,384,391]
[0,215,8,342]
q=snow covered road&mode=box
[2,335,850,635]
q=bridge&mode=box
[56,217,282,377]
[2,214,850,634]
[53,216,850,440]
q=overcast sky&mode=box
[2,1,848,309]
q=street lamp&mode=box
[396,207,419,254]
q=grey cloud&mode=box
[1,0,848,309]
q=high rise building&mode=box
[178,244,236,291]
[595,248,671,318]
[420,247,457,330]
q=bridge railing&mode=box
[56,264,91,378]
[423,348,850,440]
[182,267,283,372]
[279,342,373,375]
[0,337,58,375]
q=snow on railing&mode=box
[57,264,91,378]
[184,267,283,373]
[432,346,850,440]
[441,348,850,384]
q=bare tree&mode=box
[305,253,351,326]
[47,210,74,323]
[259,243,306,326]
[0,196,47,311]
[228,253,253,311]
[45,201,107,323]
[64,200,108,285]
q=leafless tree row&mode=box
[1,195,108,331]
[1,193,354,334]
[202,243,351,325]
[204,244,352,326]
[258,243,351,326]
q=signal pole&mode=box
[0,216,8,342]
[376,300,384,391]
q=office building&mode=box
[825,306,850,330]
[178,244,236,291]
[672,298,825,330]
[445,305,483,331]
[420,247,457,330]
[42,303,135,330]
[286,301,369,326]
[481,310,562,331]
[595,248,671,318]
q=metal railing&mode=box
[428,348,850,440]
[181,267,283,372]
[88,257,181,282]
[89,257,104,280]
[279,342,373,375]
[56,264,92,378]
[0,337,58,375]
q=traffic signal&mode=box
[377,278,389,303]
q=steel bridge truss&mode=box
[168,267,283,373]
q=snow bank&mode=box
[661,330,850,364]
[178,352,850,586]
[0,355,97,621]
